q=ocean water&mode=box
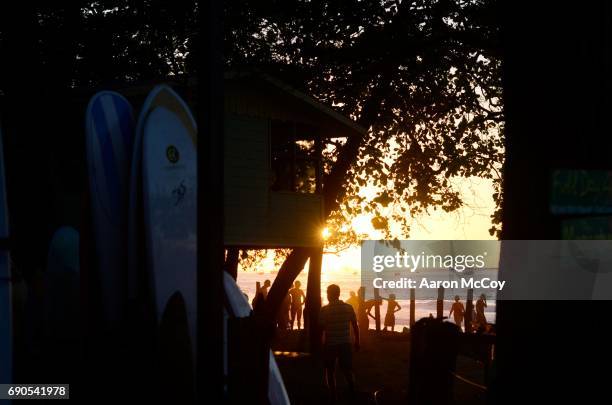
[236,271,496,330]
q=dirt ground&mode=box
[272,329,488,405]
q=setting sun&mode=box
[321,227,331,240]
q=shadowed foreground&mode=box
[272,329,487,405]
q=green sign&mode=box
[551,170,612,214]
[561,216,612,240]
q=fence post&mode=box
[437,287,444,319]
[410,288,416,327]
[465,288,474,333]
[357,286,368,334]
[408,318,460,405]
[373,288,381,331]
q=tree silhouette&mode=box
[224,0,503,316]
[0,0,503,319]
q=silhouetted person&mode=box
[383,294,401,332]
[252,280,271,310]
[288,280,305,329]
[319,284,360,402]
[278,293,292,330]
[366,298,383,325]
[260,279,271,300]
[356,287,369,333]
[346,290,359,316]
[252,293,264,312]
[449,295,465,329]
[475,294,487,330]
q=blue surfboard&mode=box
[85,91,134,327]
[0,124,12,387]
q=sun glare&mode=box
[321,227,331,240]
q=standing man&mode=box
[346,291,359,316]
[449,295,466,329]
[260,279,271,300]
[288,280,305,329]
[278,293,292,330]
[319,284,360,401]
[475,294,488,331]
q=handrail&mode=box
[451,371,487,391]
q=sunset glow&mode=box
[321,227,331,241]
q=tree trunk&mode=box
[224,248,239,280]
[305,246,323,353]
[265,87,387,319]
[263,248,311,319]
[496,4,612,403]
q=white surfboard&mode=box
[85,91,134,327]
[142,84,197,342]
[137,84,198,364]
[134,84,290,403]
[126,85,197,399]
[0,124,12,386]
[223,272,291,405]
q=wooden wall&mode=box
[224,113,323,248]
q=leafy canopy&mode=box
[5,0,503,259]
[226,0,504,249]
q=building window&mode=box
[270,120,320,193]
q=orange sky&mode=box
[240,175,497,276]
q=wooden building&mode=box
[0,72,366,255]
[221,73,365,248]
